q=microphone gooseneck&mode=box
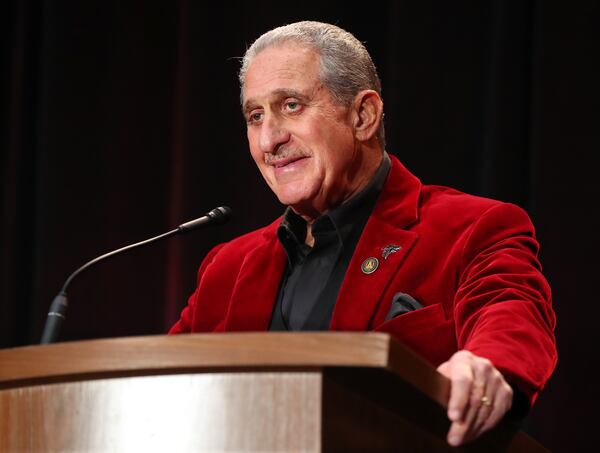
[40,206,232,344]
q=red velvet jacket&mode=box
[170,155,557,405]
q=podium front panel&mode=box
[1,372,322,452]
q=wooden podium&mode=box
[0,333,546,452]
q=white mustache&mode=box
[264,148,310,166]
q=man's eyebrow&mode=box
[241,101,257,116]
[242,89,311,115]
[271,88,310,101]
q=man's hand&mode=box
[437,350,513,446]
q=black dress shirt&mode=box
[269,153,391,331]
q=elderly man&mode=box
[170,21,556,447]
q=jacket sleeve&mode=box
[454,202,557,407]
[168,243,226,334]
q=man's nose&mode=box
[259,115,290,154]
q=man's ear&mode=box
[352,90,384,142]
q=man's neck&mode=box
[299,150,388,247]
[305,223,316,247]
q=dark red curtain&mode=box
[2,1,599,450]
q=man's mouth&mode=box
[269,155,309,168]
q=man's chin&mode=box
[277,193,309,208]
[274,183,311,205]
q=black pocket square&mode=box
[385,293,424,321]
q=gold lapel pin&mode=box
[361,257,379,274]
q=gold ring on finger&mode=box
[480,395,492,407]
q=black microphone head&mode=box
[177,206,233,232]
[207,206,232,225]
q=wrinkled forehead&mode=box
[242,42,322,104]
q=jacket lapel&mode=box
[223,227,286,331]
[330,155,422,331]
[330,219,418,330]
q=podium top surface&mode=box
[0,332,448,405]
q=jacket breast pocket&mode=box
[373,303,457,367]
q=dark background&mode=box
[2,1,598,450]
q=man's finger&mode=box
[470,388,495,437]
[447,404,479,446]
[477,381,513,437]
[466,360,497,439]
[439,352,474,422]
[448,360,488,445]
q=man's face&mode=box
[243,42,365,218]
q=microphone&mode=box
[40,206,232,345]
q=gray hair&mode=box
[239,21,385,148]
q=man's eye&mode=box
[285,101,300,112]
[248,112,263,123]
